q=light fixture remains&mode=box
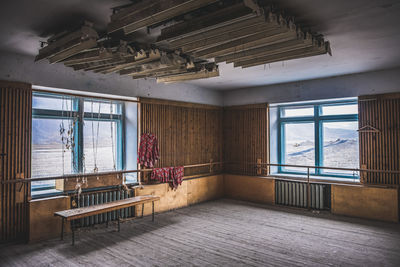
[35,0,331,83]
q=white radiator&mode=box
[275,180,330,210]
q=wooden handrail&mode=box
[226,161,400,175]
[1,162,223,184]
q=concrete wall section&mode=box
[0,51,223,106]
[224,175,275,205]
[331,184,399,223]
[223,67,400,106]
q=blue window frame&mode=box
[31,92,124,193]
[277,99,359,178]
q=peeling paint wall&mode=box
[2,51,400,107]
[223,67,400,106]
[0,51,223,106]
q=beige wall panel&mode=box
[187,175,224,205]
[135,182,188,216]
[29,196,70,242]
[224,174,275,204]
[135,175,225,216]
[331,184,399,222]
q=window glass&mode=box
[33,95,74,111]
[31,92,131,196]
[283,123,315,173]
[84,100,120,115]
[83,120,118,173]
[31,118,73,190]
[321,104,358,116]
[281,107,314,118]
[322,121,359,176]
[277,99,359,178]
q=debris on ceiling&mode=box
[35,0,331,83]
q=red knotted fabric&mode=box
[150,166,184,190]
[138,133,160,168]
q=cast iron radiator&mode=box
[70,189,135,228]
[275,180,331,210]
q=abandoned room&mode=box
[0,0,400,266]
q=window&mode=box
[83,98,123,173]
[32,92,125,195]
[277,100,359,178]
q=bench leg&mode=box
[118,210,121,232]
[71,220,75,246]
[61,218,65,241]
[152,201,155,222]
[141,203,144,218]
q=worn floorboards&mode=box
[1,199,400,266]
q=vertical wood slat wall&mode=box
[0,81,32,243]
[223,104,269,176]
[359,93,400,185]
[140,98,223,177]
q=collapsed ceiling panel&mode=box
[35,0,331,83]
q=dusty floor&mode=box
[1,199,400,266]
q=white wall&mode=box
[0,51,223,106]
[2,51,400,107]
[223,67,400,106]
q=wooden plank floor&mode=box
[1,199,400,266]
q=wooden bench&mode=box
[54,195,160,245]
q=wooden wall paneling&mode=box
[139,98,223,179]
[359,94,400,185]
[223,104,269,176]
[0,81,32,243]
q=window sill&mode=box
[267,173,361,185]
[31,189,64,199]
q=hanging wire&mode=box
[91,100,101,174]
[96,101,101,173]
[110,101,118,179]
[61,96,65,176]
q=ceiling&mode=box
[1,0,400,90]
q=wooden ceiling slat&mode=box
[166,16,267,48]
[235,45,329,68]
[181,22,281,53]
[47,39,98,64]
[110,0,156,22]
[102,50,162,74]
[157,68,219,83]
[62,48,114,66]
[194,28,297,59]
[36,25,98,61]
[108,0,219,34]
[159,2,258,42]
[35,1,330,83]
[217,38,314,63]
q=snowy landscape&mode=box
[284,122,359,175]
